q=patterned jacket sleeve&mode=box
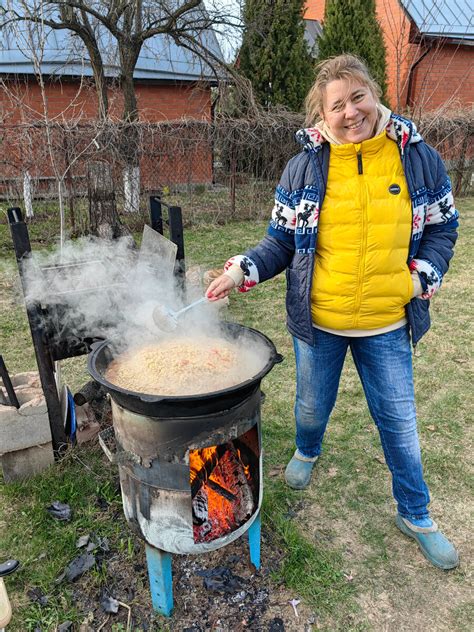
[224,160,297,292]
[409,147,459,300]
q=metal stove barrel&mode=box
[92,323,281,616]
[102,389,263,554]
[90,323,281,554]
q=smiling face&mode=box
[321,78,379,144]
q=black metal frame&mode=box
[149,195,185,285]
[0,355,20,409]
[7,199,185,457]
[8,207,67,454]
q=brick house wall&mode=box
[0,78,214,192]
[375,0,414,109]
[404,42,473,110]
[304,0,473,111]
[376,0,473,110]
[0,79,212,123]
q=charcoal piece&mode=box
[206,478,237,502]
[101,595,119,614]
[27,587,48,606]
[196,566,245,594]
[190,445,228,498]
[96,496,110,511]
[192,487,208,525]
[64,553,96,582]
[215,446,254,523]
[254,589,269,605]
[97,536,110,552]
[84,535,109,554]
[124,586,135,601]
[194,520,212,541]
[268,618,285,632]
[46,501,72,521]
[230,590,247,603]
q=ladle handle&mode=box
[175,295,208,317]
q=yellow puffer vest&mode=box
[311,131,413,330]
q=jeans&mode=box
[293,325,430,521]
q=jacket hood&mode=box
[296,110,423,156]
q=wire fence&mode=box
[0,108,472,231]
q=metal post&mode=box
[149,195,163,235]
[7,208,67,456]
[0,356,20,409]
[145,544,173,617]
[247,512,261,570]
[168,206,185,288]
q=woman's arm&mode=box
[208,158,300,298]
[409,148,459,299]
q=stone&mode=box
[0,399,51,453]
[0,370,54,481]
[14,389,47,411]
[1,443,54,482]
[10,371,41,389]
[0,388,8,405]
[76,421,101,444]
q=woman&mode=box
[207,55,459,570]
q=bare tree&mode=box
[0,9,110,240]
[1,0,242,221]
[1,1,240,120]
[1,1,241,225]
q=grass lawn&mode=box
[0,197,472,631]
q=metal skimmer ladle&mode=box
[152,296,209,332]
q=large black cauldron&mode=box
[87,322,282,417]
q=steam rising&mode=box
[20,228,272,389]
[23,228,202,347]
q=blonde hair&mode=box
[305,54,382,126]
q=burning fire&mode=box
[237,448,251,480]
[189,428,259,543]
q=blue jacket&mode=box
[231,114,458,346]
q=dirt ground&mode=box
[295,481,473,632]
[64,524,317,632]
[61,491,472,632]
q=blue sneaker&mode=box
[396,514,459,570]
[284,451,318,490]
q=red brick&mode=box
[304,0,473,110]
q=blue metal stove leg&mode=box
[145,544,173,617]
[247,512,261,570]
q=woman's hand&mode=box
[206,274,236,301]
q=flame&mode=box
[189,446,218,484]
[237,448,251,480]
[189,438,258,544]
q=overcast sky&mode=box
[205,0,243,62]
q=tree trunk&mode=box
[123,164,141,213]
[119,45,140,123]
[87,162,127,239]
[89,48,109,121]
[23,171,34,218]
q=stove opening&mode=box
[189,425,260,543]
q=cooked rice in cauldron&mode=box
[105,335,266,396]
